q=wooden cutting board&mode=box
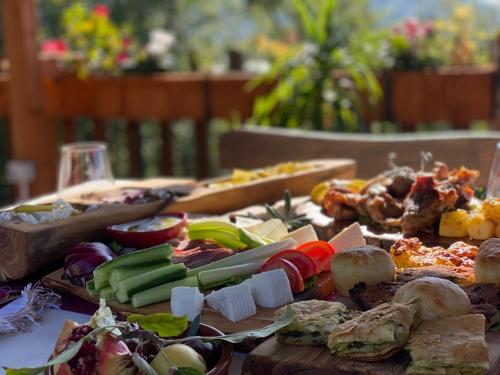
[166,159,356,214]
[243,333,500,375]
[42,268,334,335]
[42,268,277,334]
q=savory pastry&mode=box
[390,237,477,283]
[474,238,500,286]
[331,245,395,296]
[327,302,414,360]
[274,300,356,346]
[392,277,472,320]
[406,314,490,375]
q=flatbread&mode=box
[406,314,489,375]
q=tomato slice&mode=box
[267,250,319,280]
[260,258,305,293]
[297,241,335,272]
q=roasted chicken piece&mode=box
[322,188,361,221]
[401,175,458,234]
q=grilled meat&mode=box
[322,162,478,234]
[401,175,458,234]
[322,188,361,221]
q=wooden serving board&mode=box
[165,159,356,214]
[0,178,194,281]
[243,333,500,375]
[43,268,334,335]
[42,268,276,334]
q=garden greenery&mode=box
[250,0,383,132]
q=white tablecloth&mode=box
[0,309,245,374]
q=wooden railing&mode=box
[0,66,498,198]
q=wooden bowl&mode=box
[45,323,232,375]
[106,212,187,248]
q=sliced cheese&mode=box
[283,224,318,246]
[245,219,288,242]
[249,269,293,308]
[206,283,256,323]
[328,222,366,252]
[171,287,204,321]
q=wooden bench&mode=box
[220,127,500,185]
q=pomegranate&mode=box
[51,322,133,375]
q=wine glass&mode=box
[487,142,500,198]
[57,142,114,197]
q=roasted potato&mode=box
[439,210,469,238]
[467,212,495,240]
[482,198,500,223]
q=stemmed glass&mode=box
[487,142,500,198]
[57,142,114,198]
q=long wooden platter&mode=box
[0,178,194,281]
[42,268,276,334]
[166,159,356,214]
[243,334,500,375]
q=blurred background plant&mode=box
[387,4,495,70]
[41,1,139,77]
[250,0,383,132]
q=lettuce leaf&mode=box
[127,313,188,337]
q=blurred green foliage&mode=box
[250,0,383,132]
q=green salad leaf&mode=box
[127,313,188,337]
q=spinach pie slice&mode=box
[274,300,356,346]
[327,302,414,361]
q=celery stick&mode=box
[115,263,187,303]
[198,261,264,290]
[99,286,115,301]
[109,262,169,292]
[131,276,199,308]
[93,244,172,290]
[186,238,296,277]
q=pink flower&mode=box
[41,39,67,55]
[404,18,419,39]
[94,4,110,17]
[117,51,128,64]
[419,21,433,37]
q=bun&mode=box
[331,245,395,296]
[393,277,471,320]
[474,238,500,286]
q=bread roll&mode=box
[331,245,395,296]
[393,277,471,320]
[474,238,500,286]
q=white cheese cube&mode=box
[171,287,204,321]
[328,222,366,252]
[206,283,256,323]
[249,269,293,308]
[283,224,318,246]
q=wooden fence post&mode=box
[2,0,58,197]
